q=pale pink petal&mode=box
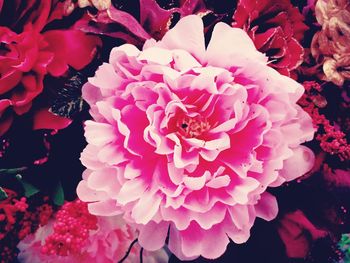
[229,177,260,204]
[206,23,267,68]
[117,178,146,205]
[180,223,229,259]
[157,15,205,62]
[88,200,122,216]
[77,180,109,202]
[84,121,115,146]
[138,47,173,65]
[279,146,315,181]
[132,191,162,224]
[183,174,207,190]
[206,175,231,188]
[172,49,201,72]
[88,63,123,96]
[138,221,169,251]
[255,192,279,221]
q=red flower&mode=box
[232,0,308,77]
[0,25,53,135]
[278,210,328,258]
[0,0,101,136]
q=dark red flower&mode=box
[0,25,53,135]
[278,210,328,258]
[232,0,308,77]
[0,0,101,136]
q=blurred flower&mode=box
[232,0,308,77]
[278,210,328,258]
[339,233,350,263]
[77,15,315,260]
[311,0,350,86]
[17,200,168,263]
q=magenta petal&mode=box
[33,109,72,130]
[181,223,229,259]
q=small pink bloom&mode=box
[78,15,315,260]
[18,215,168,263]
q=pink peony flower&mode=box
[18,215,168,263]
[77,15,315,260]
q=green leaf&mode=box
[16,175,40,198]
[21,180,40,198]
[0,167,27,175]
[49,72,86,118]
[0,187,8,200]
[53,181,64,206]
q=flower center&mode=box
[177,115,211,138]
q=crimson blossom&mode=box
[77,15,315,260]
[0,0,101,135]
[232,0,308,77]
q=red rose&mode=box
[232,0,308,77]
[0,25,52,134]
[0,1,101,136]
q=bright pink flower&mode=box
[77,15,315,260]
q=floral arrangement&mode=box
[0,0,349,262]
